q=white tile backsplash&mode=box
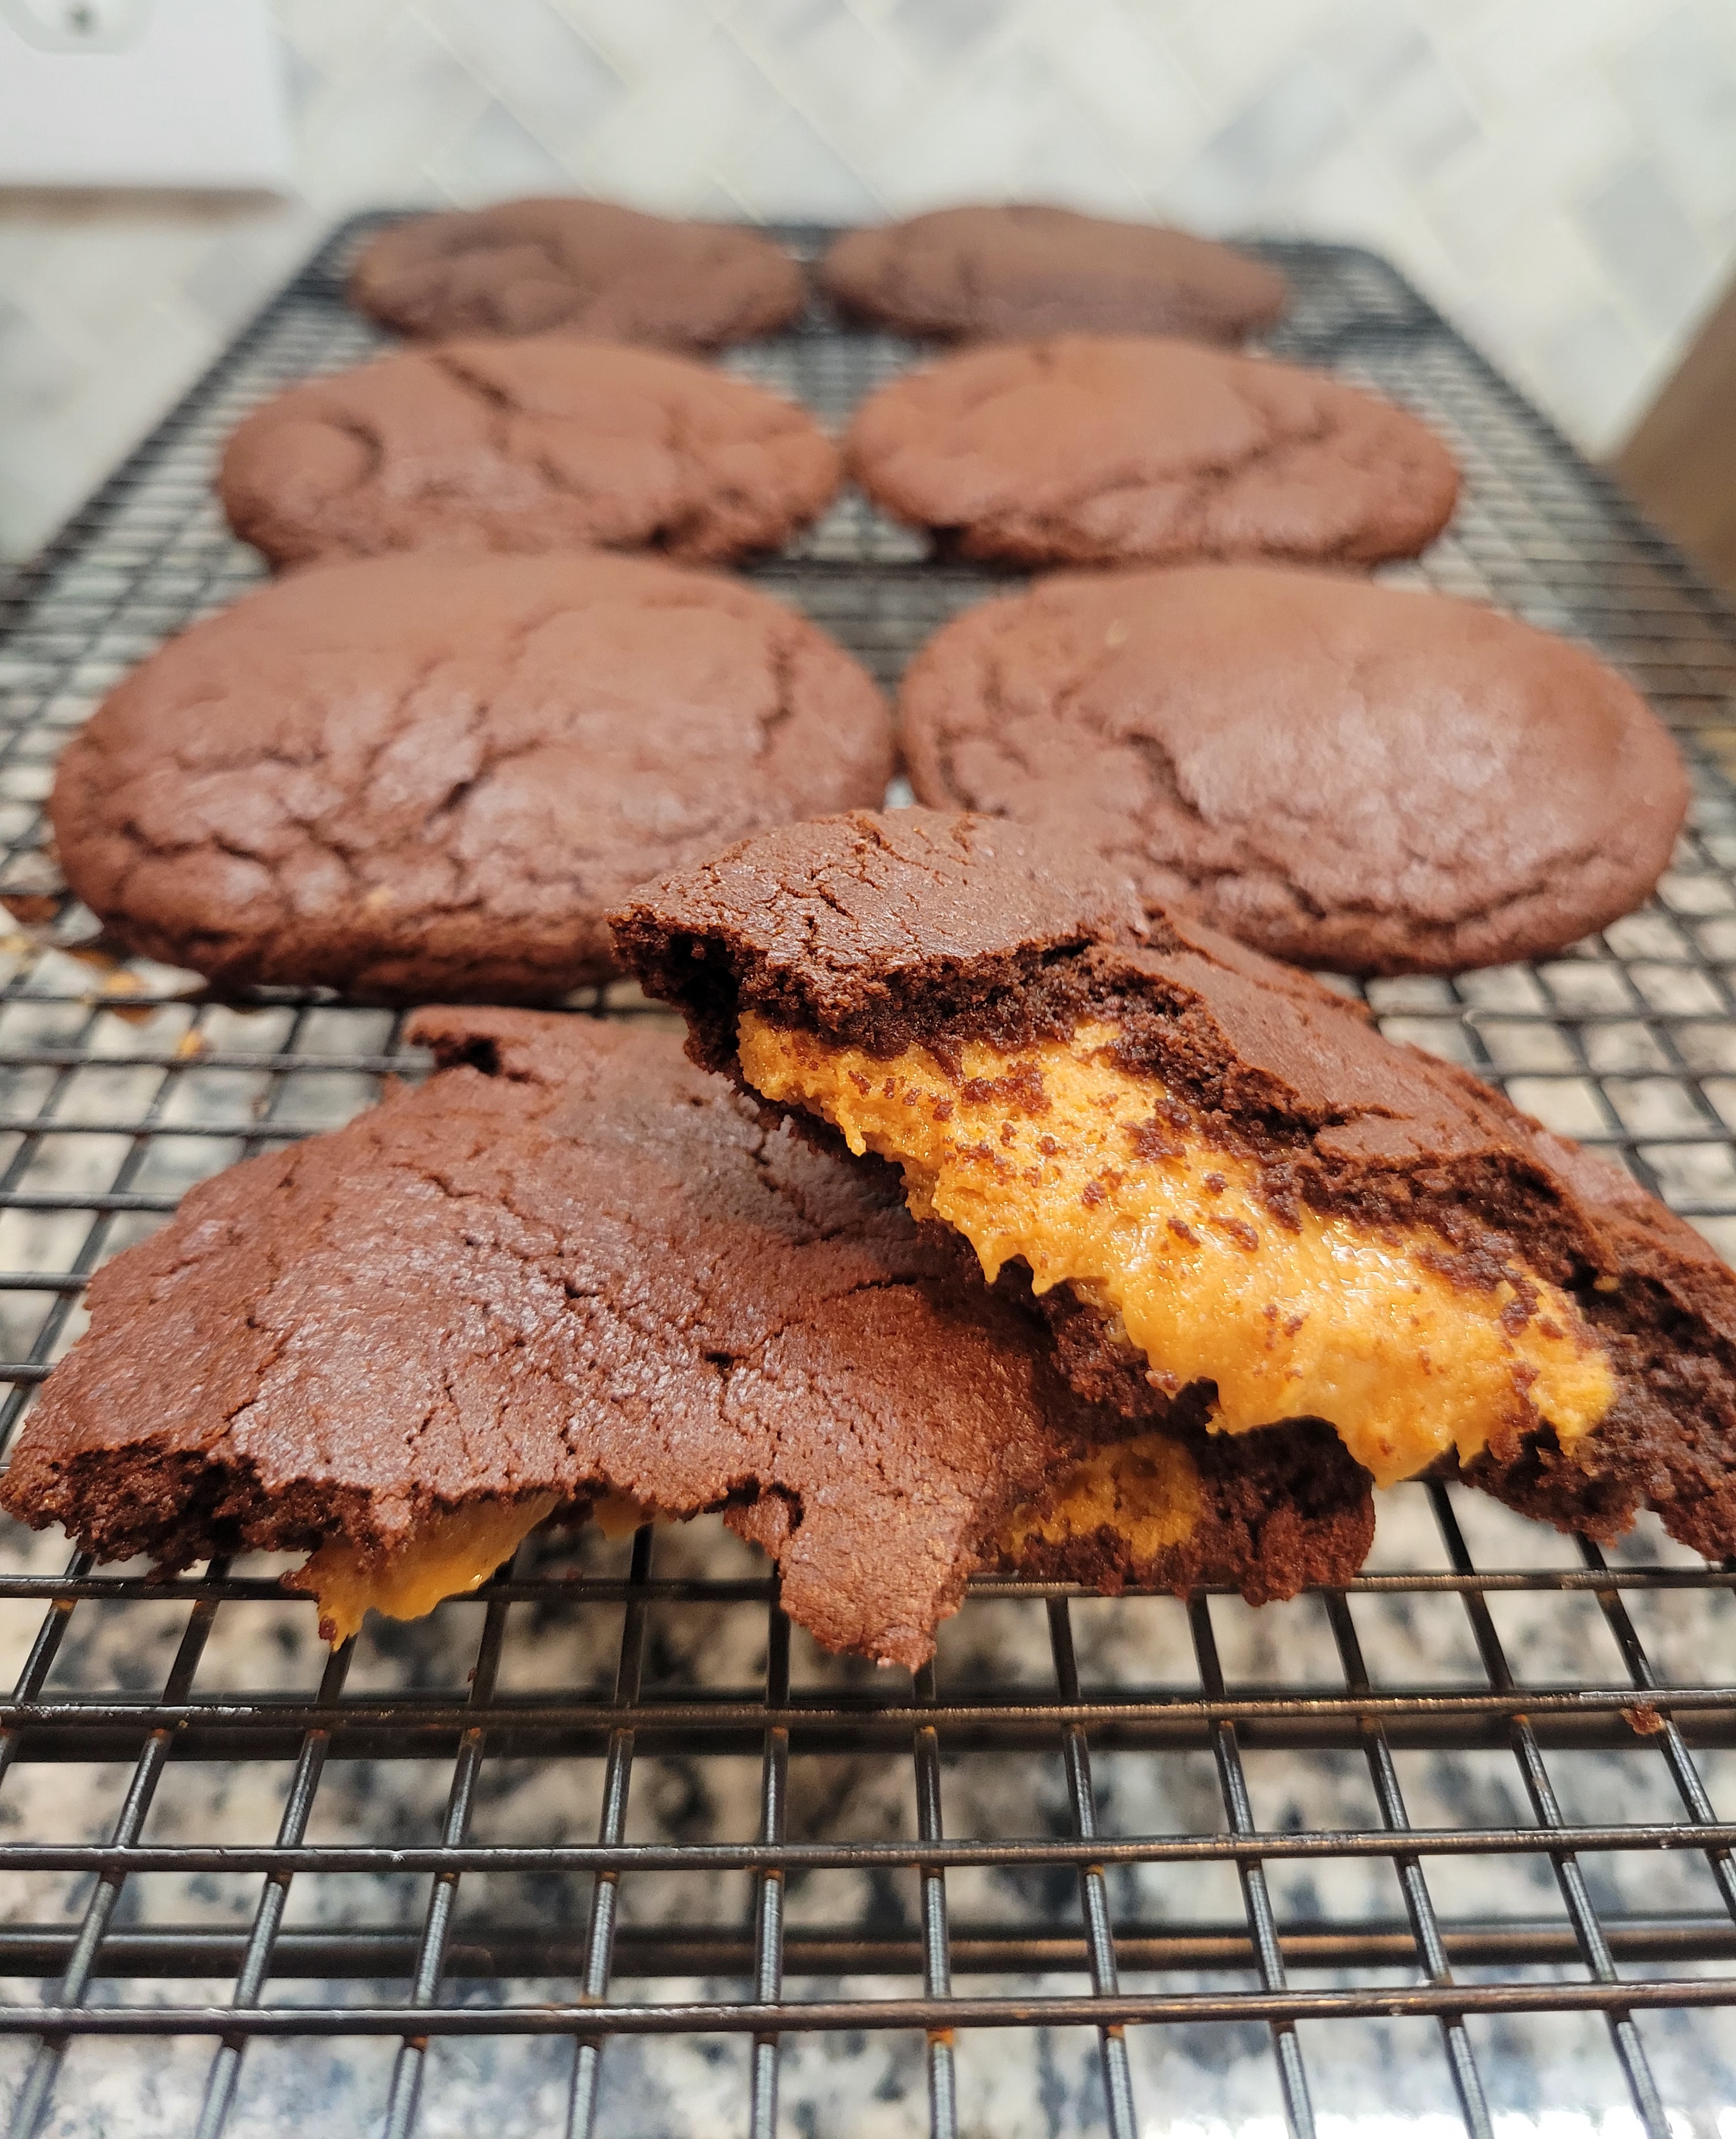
[1580,156,1712,335]
[423,96,585,205]
[1359,48,1480,182]
[1214,61,1361,220]
[1623,6,1736,221]
[592,29,789,207]
[556,0,714,83]
[3,0,1736,559]
[731,104,886,220]
[420,0,629,149]
[1024,1,1208,175]
[1539,294,1659,444]
[740,2,918,156]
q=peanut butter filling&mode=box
[293,1492,559,1645]
[590,1490,660,1540]
[737,1014,1613,1488]
[1001,1431,1202,1561]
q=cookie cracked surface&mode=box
[846,336,1459,568]
[614,808,1736,1559]
[220,338,842,571]
[50,553,893,1003]
[819,206,1288,343]
[900,565,1687,975]
[349,198,804,349]
[0,1012,1374,1665]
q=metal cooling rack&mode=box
[0,219,1732,2137]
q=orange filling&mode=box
[738,1014,1612,1488]
[1001,1432,1202,1560]
[292,1494,558,1645]
[290,1491,680,1644]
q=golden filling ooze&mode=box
[293,1493,558,1645]
[737,1014,1612,1488]
[1001,1432,1202,1561]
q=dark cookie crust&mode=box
[0,1013,1373,1665]
[349,199,803,348]
[51,553,893,1003]
[845,336,1460,568]
[219,338,842,571]
[819,206,1287,343]
[1003,1417,1376,1606]
[901,565,1688,976]
[613,808,1736,1560]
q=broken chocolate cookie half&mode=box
[0,1011,1371,1667]
[612,809,1736,1559]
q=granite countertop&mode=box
[0,1477,1730,2136]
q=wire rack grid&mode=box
[0,220,1731,2138]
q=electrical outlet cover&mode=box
[1,0,154,55]
[0,0,293,188]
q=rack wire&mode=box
[0,220,1732,2135]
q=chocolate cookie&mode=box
[846,336,1460,567]
[349,199,804,349]
[819,206,1287,343]
[219,338,842,571]
[0,1012,1375,1665]
[901,565,1688,976]
[50,554,893,1003]
[614,809,1736,1561]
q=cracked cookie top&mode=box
[0,1011,1375,1665]
[899,564,1688,976]
[219,337,843,571]
[844,335,1460,568]
[349,197,804,348]
[819,206,1288,343]
[50,552,894,1003]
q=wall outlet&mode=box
[0,0,293,188]
[1,0,153,54]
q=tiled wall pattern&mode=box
[4,0,1736,561]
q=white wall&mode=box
[3,0,1736,559]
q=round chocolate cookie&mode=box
[219,338,842,571]
[52,553,894,1002]
[846,335,1461,568]
[898,565,1687,975]
[819,205,1287,343]
[348,197,804,348]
